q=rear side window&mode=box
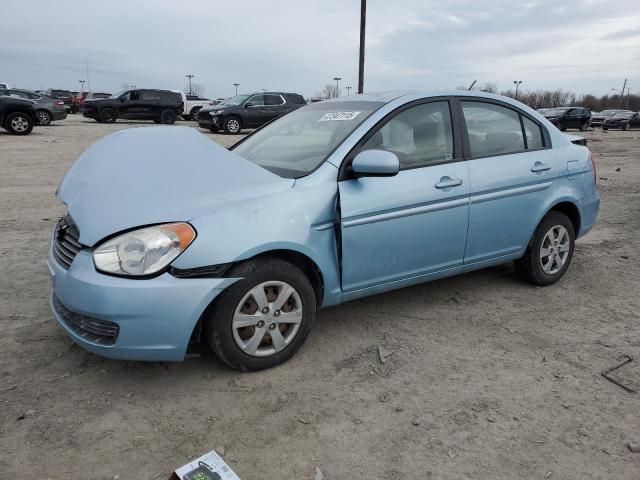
[264,94,284,106]
[362,101,454,169]
[522,116,544,149]
[141,92,160,101]
[463,101,532,157]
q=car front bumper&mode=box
[198,115,219,129]
[82,108,97,119]
[47,237,237,361]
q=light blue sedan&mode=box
[49,91,599,371]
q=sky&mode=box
[1,0,639,99]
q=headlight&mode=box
[93,223,196,276]
[210,110,224,116]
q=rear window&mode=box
[287,94,307,104]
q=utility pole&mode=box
[618,78,628,108]
[185,74,195,94]
[233,83,239,95]
[333,77,342,98]
[78,80,85,95]
[346,86,352,96]
[357,0,366,94]
[513,80,522,100]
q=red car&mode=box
[73,92,111,112]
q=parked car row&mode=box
[0,96,38,135]
[0,88,67,125]
[537,106,640,131]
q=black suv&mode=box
[538,107,591,131]
[198,92,306,134]
[82,89,184,124]
[0,96,36,135]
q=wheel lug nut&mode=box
[257,320,265,328]
[274,310,281,317]
[269,323,277,330]
[261,307,269,314]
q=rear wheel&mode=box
[204,257,316,371]
[99,108,117,123]
[160,109,177,124]
[622,123,629,131]
[4,112,34,135]
[516,211,575,286]
[35,109,52,126]
[579,122,588,132]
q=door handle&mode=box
[531,163,551,173]
[435,178,463,189]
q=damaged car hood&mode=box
[58,126,293,246]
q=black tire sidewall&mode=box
[99,108,117,123]
[190,108,200,120]
[204,258,316,371]
[5,112,34,135]
[161,109,176,124]
[523,212,575,285]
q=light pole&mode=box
[333,77,342,98]
[185,74,195,94]
[513,80,522,100]
[233,83,239,95]
[346,86,352,96]
[358,0,366,94]
[78,80,85,94]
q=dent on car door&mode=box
[460,100,556,264]
[338,100,470,298]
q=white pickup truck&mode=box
[172,91,215,120]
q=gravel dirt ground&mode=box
[1,115,639,479]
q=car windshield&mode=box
[611,111,633,118]
[223,94,251,106]
[109,90,127,98]
[232,100,383,178]
[542,108,570,116]
[599,110,618,116]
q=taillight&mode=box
[56,101,64,106]
[588,150,596,185]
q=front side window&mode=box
[232,100,383,178]
[246,95,265,107]
[361,101,454,169]
[462,101,525,157]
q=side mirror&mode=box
[244,102,253,108]
[351,150,400,178]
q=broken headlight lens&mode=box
[93,223,196,276]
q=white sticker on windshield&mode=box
[318,111,361,121]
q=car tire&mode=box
[516,211,575,286]
[204,257,316,371]
[35,109,52,126]
[208,126,219,133]
[189,107,201,121]
[560,126,567,132]
[4,111,34,135]
[160,109,177,124]
[99,108,117,123]
[579,122,588,132]
[153,119,161,124]
[223,116,242,134]
[622,123,629,131]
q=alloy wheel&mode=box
[539,225,570,275]
[36,111,51,126]
[227,119,240,133]
[10,116,29,133]
[232,281,303,357]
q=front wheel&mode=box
[579,122,588,132]
[622,123,629,131]
[99,108,117,123]
[160,109,176,124]
[516,211,575,286]
[4,112,34,135]
[204,257,316,371]
[223,116,242,134]
[35,110,52,126]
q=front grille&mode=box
[52,295,119,345]
[53,216,83,269]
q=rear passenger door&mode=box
[263,94,287,122]
[459,99,556,264]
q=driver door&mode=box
[243,94,266,127]
[338,100,470,299]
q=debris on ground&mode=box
[379,392,391,403]
[412,419,421,426]
[299,418,311,424]
[601,355,636,393]
[315,466,324,480]
[628,442,640,453]
[216,446,225,456]
[378,346,393,364]
[0,384,17,394]
[544,470,552,478]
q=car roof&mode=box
[322,90,536,106]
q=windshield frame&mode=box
[231,100,385,179]
[222,94,252,106]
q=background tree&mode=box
[321,84,339,99]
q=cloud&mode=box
[0,0,638,97]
